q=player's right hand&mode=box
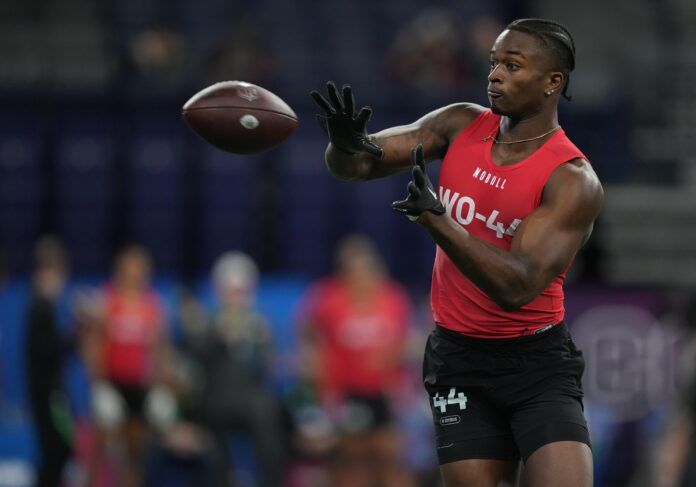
[310,81,384,158]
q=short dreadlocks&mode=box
[506,18,576,101]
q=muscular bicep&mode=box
[509,161,603,298]
[365,103,485,180]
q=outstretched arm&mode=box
[311,81,483,181]
[398,156,603,311]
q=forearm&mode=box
[325,121,448,181]
[324,144,375,181]
[418,212,538,311]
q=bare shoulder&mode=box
[424,103,488,142]
[440,102,488,121]
[554,158,603,196]
[543,158,604,223]
[365,102,488,174]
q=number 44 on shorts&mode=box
[433,387,468,413]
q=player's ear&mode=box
[546,71,564,96]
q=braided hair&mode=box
[506,18,576,101]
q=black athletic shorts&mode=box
[336,393,392,434]
[423,322,590,465]
[112,382,148,419]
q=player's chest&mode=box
[438,155,541,245]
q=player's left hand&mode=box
[392,144,445,221]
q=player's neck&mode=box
[497,109,559,143]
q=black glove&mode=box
[310,81,383,158]
[392,144,445,220]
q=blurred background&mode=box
[1,0,695,486]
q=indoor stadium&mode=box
[0,1,694,486]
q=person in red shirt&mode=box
[83,245,171,487]
[299,235,415,487]
[311,18,603,487]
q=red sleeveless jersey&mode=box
[102,285,164,386]
[431,109,587,338]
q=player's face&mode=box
[115,252,152,290]
[487,29,557,118]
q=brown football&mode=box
[182,81,298,154]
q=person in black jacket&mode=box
[25,236,73,487]
[188,251,284,487]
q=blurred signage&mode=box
[566,287,686,422]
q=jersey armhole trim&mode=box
[533,153,588,208]
[447,109,493,151]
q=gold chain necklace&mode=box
[482,125,561,144]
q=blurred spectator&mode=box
[143,291,218,486]
[82,245,172,487]
[385,9,471,100]
[466,16,506,81]
[298,235,415,487]
[24,236,73,487]
[205,21,275,87]
[185,251,284,486]
[647,295,696,487]
[126,24,190,96]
